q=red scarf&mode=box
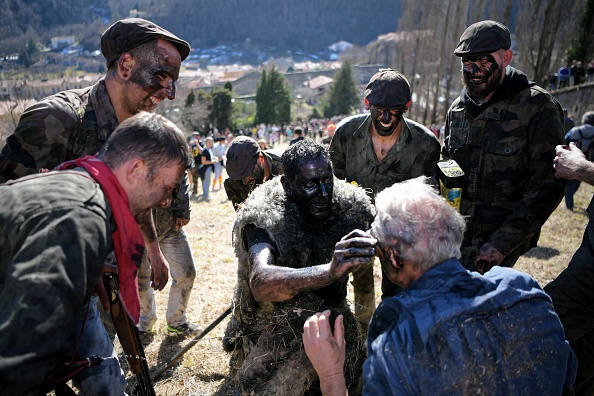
[56,155,144,324]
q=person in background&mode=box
[559,63,571,88]
[190,132,203,196]
[212,136,227,191]
[223,136,283,211]
[320,123,336,148]
[199,136,219,201]
[289,126,305,145]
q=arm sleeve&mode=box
[0,207,108,394]
[170,171,191,220]
[329,127,346,179]
[488,99,566,255]
[242,224,276,252]
[0,95,80,182]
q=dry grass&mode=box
[118,152,594,395]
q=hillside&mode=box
[0,0,401,55]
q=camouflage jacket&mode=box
[330,114,440,198]
[223,149,284,210]
[0,78,190,230]
[442,67,565,268]
[0,78,117,182]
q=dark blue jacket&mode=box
[364,259,576,395]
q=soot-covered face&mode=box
[461,53,503,103]
[283,157,334,220]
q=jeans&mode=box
[202,166,212,199]
[69,296,127,395]
[565,179,581,210]
[138,228,196,330]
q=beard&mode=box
[462,63,503,103]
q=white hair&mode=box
[371,176,466,272]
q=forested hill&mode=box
[0,0,401,54]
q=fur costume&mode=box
[223,176,374,395]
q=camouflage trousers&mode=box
[138,228,196,331]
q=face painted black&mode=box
[285,158,334,220]
[461,54,502,102]
[370,105,404,136]
[129,53,177,98]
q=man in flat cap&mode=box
[442,20,565,274]
[329,68,440,326]
[223,136,283,211]
[0,18,194,394]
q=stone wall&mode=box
[552,82,594,123]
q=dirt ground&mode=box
[117,146,594,396]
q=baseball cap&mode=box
[454,20,511,57]
[101,18,191,67]
[226,136,261,180]
[364,69,411,108]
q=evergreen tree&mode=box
[323,60,359,118]
[185,90,196,108]
[255,68,291,125]
[210,87,234,131]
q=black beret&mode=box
[454,20,511,57]
[364,69,411,108]
[101,18,191,67]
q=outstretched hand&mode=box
[329,229,377,280]
[303,310,348,396]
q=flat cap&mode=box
[454,20,511,57]
[364,69,411,108]
[101,18,191,67]
[226,136,261,180]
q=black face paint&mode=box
[370,105,404,136]
[129,55,177,98]
[461,54,502,102]
[462,55,498,80]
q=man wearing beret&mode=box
[223,136,284,211]
[442,20,565,274]
[0,18,195,394]
[329,69,440,326]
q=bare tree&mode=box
[514,0,581,84]
[0,77,34,145]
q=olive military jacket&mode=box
[329,114,440,197]
[0,79,117,182]
[442,67,565,268]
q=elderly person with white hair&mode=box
[303,176,577,395]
